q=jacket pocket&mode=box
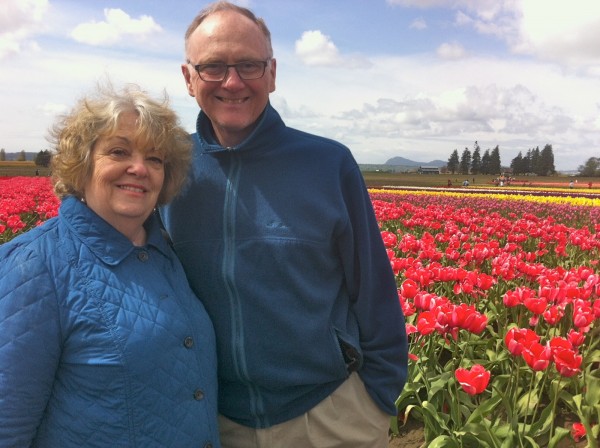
[333,328,363,375]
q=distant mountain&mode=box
[385,156,446,167]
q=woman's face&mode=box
[83,111,165,242]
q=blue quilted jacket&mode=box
[0,196,220,448]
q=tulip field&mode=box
[372,188,600,447]
[1,176,599,447]
[0,176,59,243]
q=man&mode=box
[160,2,407,446]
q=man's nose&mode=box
[221,66,245,87]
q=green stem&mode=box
[483,414,503,448]
[522,372,537,436]
[548,376,562,444]
[529,369,549,432]
[511,358,522,443]
[453,369,462,430]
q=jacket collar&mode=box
[194,102,284,154]
[60,196,171,266]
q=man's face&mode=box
[183,10,276,147]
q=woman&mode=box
[0,84,220,447]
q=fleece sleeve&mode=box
[337,164,408,415]
[0,248,62,446]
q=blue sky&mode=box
[2,0,600,171]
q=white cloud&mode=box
[515,0,600,66]
[273,47,600,169]
[397,0,600,70]
[387,0,512,16]
[71,8,162,46]
[294,29,371,69]
[410,18,427,30]
[386,0,449,7]
[38,102,68,116]
[295,30,342,66]
[2,1,598,172]
[0,0,47,33]
[0,37,21,59]
[437,42,467,60]
[0,0,48,59]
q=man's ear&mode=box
[182,64,195,97]
[268,58,277,93]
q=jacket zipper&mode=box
[221,154,267,427]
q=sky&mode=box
[1,0,600,171]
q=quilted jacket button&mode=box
[193,389,204,400]
[184,337,194,348]
[137,251,149,262]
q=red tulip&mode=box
[504,327,539,356]
[542,305,564,325]
[405,323,417,336]
[549,336,572,352]
[400,279,419,299]
[380,230,398,248]
[413,291,446,311]
[571,422,586,442]
[573,300,595,329]
[523,296,548,315]
[567,329,586,347]
[521,342,552,371]
[593,299,600,318]
[553,347,582,377]
[503,290,522,307]
[416,311,436,336]
[451,303,488,334]
[466,312,488,334]
[450,303,476,329]
[550,338,582,377]
[455,364,490,395]
[503,286,535,308]
[398,293,416,317]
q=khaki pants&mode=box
[218,373,391,448]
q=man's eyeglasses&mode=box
[191,60,271,82]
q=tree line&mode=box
[0,149,52,167]
[578,157,600,177]
[3,146,598,177]
[446,142,557,176]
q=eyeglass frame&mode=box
[188,59,272,82]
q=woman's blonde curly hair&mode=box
[50,82,192,205]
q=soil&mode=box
[387,417,591,448]
[388,418,425,448]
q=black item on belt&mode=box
[339,339,361,373]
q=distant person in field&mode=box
[159,2,407,447]
[0,83,220,447]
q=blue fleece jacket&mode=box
[160,103,407,428]
[0,196,219,447]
